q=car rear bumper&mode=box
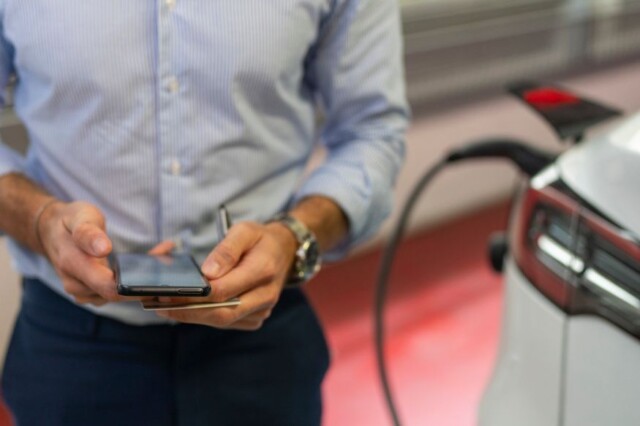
[479,258,566,426]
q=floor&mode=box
[0,202,507,426]
[307,202,507,426]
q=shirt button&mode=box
[172,236,184,252]
[165,0,176,10]
[170,158,181,176]
[166,76,179,94]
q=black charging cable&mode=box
[374,139,555,426]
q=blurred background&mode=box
[2,0,640,425]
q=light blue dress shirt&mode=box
[0,0,408,324]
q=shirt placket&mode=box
[156,0,187,248]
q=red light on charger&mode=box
[523,88,580,109]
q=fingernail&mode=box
[92,238,108,254]
[203,260,220,278]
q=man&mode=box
[0,0,408,425]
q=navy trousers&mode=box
[1,279,330,426]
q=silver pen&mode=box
[217,204,232,240]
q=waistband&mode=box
[22,278,184,345]
[20,277,308,345]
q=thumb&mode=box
[65,203,112,257]
[201,223,261,279]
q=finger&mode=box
[207,249,279,302]
[163,307,270,331]
[222,319,266,331]
[148,240,176,256]
[238,307,273,324]
[201,222,262,279]
[72,224,111,258]
[157,252,271,305]
[165,250,283,307]
[64,204,112,258]
[155,303,241,326]
[157,284,276,327]
[60,245,119,301]
[61,274,102,299]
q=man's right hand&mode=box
[37,200,119,306]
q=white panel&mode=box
[559,112,640,239]
[479,259,566,426]
[564,316,640,426]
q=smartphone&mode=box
[112,252,211,297]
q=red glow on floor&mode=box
[306,202,508,426]
[0,396,9,426]
[315,267,502,426]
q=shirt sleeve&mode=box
[0,9,23,177]
[293,0,410,260]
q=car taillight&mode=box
[511,167,640,337]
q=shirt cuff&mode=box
[292,162,393,261]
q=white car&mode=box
[479,85,640,425]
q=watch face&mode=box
[300,240,321,276]
[272,214,322,284]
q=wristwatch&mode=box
[268,213,321,286]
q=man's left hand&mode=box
[156,221,297,331]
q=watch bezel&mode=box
[269,214,321,285]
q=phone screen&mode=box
[114,253,210,296]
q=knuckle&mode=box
[164,311,184,322]
[74,221,90,234]
[219,319,234,328]
[57,254,74,273]
[87,204,103,217]
[62,280,78,296]
[218,310,239,327]
[261,259,278,281]
[73,222,94,240]
[70,202,105,229]
[95,268,115,287]
[215,244,239,266]
[102,287,120,302]
[265,295,279,308]
[262,288,280,308]
[211,288,229,303]
[71,201,88,209]
[235,222,254,233]
[67,201,82,212]
[79,202,102,218]
[93,283,118,301]
[207,285,226,302]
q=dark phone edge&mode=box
[111,252,211,297]
[117,285,211,297]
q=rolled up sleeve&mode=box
[293,0,409,260]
